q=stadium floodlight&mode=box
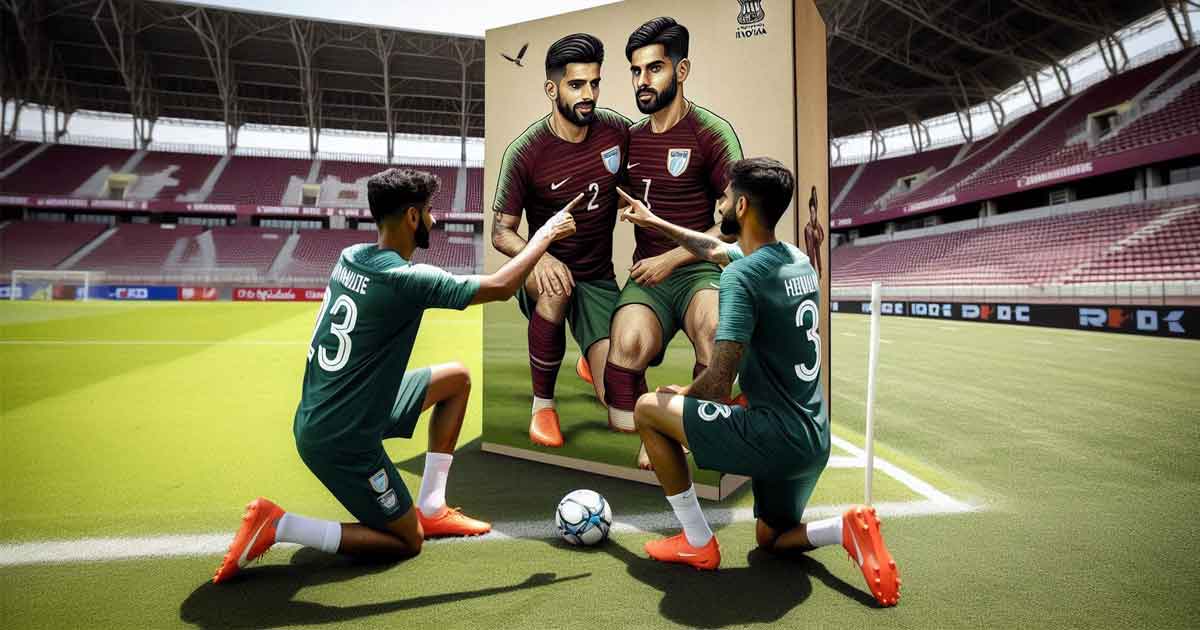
[9,270,103,301]
[864,280,882,506]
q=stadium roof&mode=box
[1,0,1190,153]
[819,0,1172,138]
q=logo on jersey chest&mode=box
[601,145,621,174]
[667,148,691,177]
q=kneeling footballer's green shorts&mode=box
[613,261,721,366]
[296,367,432,530]
[517,277,619,356]
[681,396,831,532]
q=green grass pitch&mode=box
[1,302,1198,629]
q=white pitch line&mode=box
[0,499,973,567]
[1029,340,1053,345]
[840,332,857,337]
[830,435,972,512]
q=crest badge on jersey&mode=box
[369,468,389,493]
[601,145,621,174]
[667,148,691,177]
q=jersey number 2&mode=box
[794,299,820,382]
[307,293,359,372]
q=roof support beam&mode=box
[180,8,262,151]
[289,18,325,156]
[371,28,398,163]
[92,0,156,148]
[1163,0,1196,48]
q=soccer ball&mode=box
[555,489,612,546]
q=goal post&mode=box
[9,270,103,301]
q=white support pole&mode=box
[864,281,882,505]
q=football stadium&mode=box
[1,1,1198,628]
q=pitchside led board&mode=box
[482,0,829,499]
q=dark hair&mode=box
[367,168,440,223]
[545,33,604,80]
[625,17,689,62]
[728,157,795,229]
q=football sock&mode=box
[604,362,647,430]
[275,513,342,554]
[418,452,454,516]
[805,516,843,548]
[666,485,713,548]
[528,312,566,400]
[692,362,707,380]
[532,396,555,413]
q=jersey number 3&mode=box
[307,293,359,372]
[794,299,820,382]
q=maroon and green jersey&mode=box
[625,102,743,262]
[494,108,631,281]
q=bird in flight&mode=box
[501,43,529,67]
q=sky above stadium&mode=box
[172,0,621,37]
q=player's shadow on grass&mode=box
[558,537,876,627]
[179,547,588,629]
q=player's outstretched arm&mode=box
[472,193,582,305]
[687,340,743,401]
[618,188,732,266]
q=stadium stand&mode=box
[276,228,377,279]
[128,151,220,200]
[836,145,960,219]
[0,220,107,271]
[1095,81,1200,157]
[68,223,204,276]
[1,144,132,195]
[177,226,291,274]
[465,168,484,212]
[831,198,1200,288]
[206,156,311,205]
[0,141,38,173]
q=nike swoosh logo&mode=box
[678,552,698,557]
[237,519,271,568]
[628,163,640,169]
[850,528,864,567]
[550,177,571,190]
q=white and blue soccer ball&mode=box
[555,489,612,546]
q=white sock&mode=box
[666,485,713,548]
[805,516,843,548]
[609,407,635,431]
[275,513,341,554]
[418,452,454,516]
[532,396,555,413]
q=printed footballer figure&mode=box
[619,158,900,607]
[602,17,745,469]
[804,185,825,279]
[492,33,632,448]
[213,169,580,582]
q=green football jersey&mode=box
[717,242,827,446]
[294,244,479,449]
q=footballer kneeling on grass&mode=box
[212,170,580,583]
[621,158,900,607]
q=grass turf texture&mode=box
[481,301,722,488]
[1,304,1197,628]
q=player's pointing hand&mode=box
[543,192,582,242]
[617,187,658,228]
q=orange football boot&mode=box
[575,356,594,385]
[730,392,749,407]
[419,506,491,538]
[529,408,564,447]
[842,505,901,606]
[212,497,285,584]
[644,533,721,571]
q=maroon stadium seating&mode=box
[835,145,960,220]
[0,220,107,272]
[2,144,132,195]
[175,226,290,274]
[68,223,203,275]
[207,156,311,205]
[0,142,39,173]
[278,229,376,278]
[130,151,220,199]
[465,168,484,212]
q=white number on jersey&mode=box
[641,178,652,210]
[794,299,821,382]
[586,182,600,212]
[308,293,359,372]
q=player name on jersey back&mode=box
[332,262,371,295]
[784,274,818,298]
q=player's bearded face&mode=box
[718,188,743,236]
[635,68,677,115]
[556,91,596,126]
[553,64,601,127]
[413,206,433,249]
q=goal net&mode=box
[9,270,104,301]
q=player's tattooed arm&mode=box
[617,188,731,265]
[491,211,527,257]
[688,340,743,401]
[473,193,581,305]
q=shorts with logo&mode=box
[613,261,722,366]
[297,367,432,530]
[681,396,830,532]
[517,277,620,355]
